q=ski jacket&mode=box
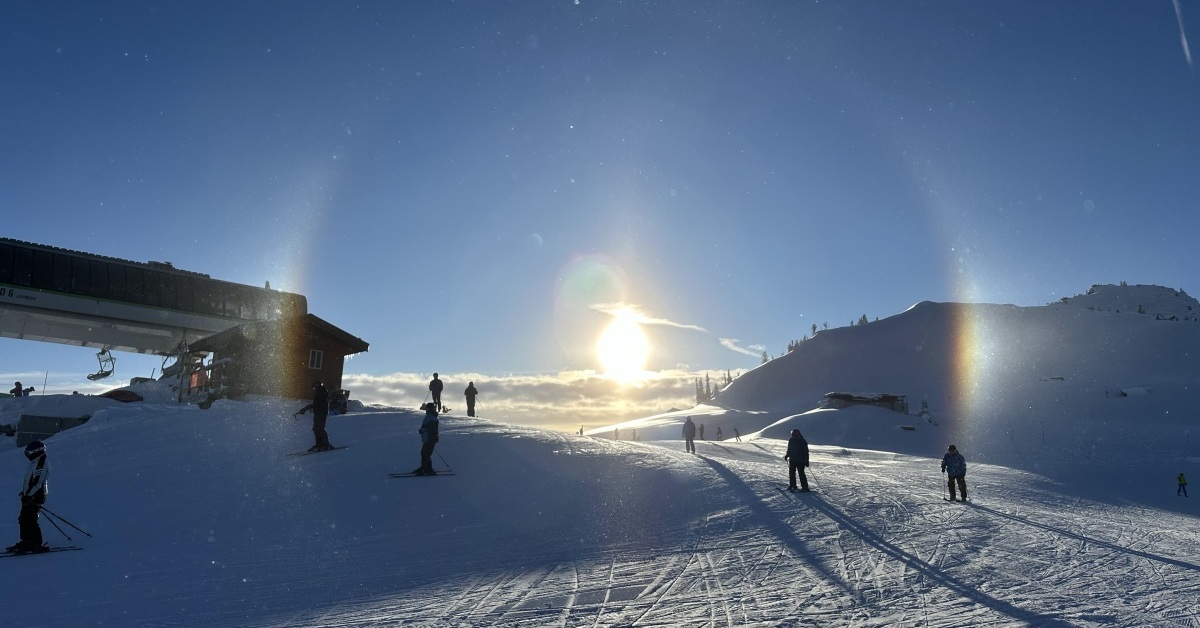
[429,378,444,394]
[942,452,966,476]
[464,384,477,399]
[682,419,696,439]
[419,410,440,445]
[22,454,50,504]
[1179,473,1188,486]
[785,435,809,466]
[298,384,330,418]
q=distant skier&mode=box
[429,373,445,412]
[294,381,333,452]
[716,426,724,441]
[682,416,696,453]
[733,428,742,443]
[463,381,478,417]
[1179,472,1188,497]
[699,424,705,440]
[413,403,440,475]
[9,382,34,397]
[6,441,50,554]
[941,444,967,501]
[783,429,810,492]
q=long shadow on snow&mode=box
[801,496,1077,626]
[969,503,1200,572]
[698,456,863,603]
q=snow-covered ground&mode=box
[1,283,1197,626]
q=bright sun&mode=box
[596,317,649,381]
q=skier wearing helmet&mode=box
[783,429,811,492]
[941,444,968,501]
[6,441,50,554]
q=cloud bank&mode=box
[343,369,702,432]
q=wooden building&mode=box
[189,314,368,400]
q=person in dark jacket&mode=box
[941,444,967,501]
[414,403,440,475]
[463,381,478,417]
[294,381,333,451]
[6,441,50,554]
[429,373,445,412]
[9,382,34,397]
[784,429,810,491]
[1178,472,1188,497]
[682,416,697,453]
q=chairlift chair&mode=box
[87,348,116,381]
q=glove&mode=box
[806,462,810,468]
[783,455,788,460]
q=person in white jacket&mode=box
[7,441,50,554]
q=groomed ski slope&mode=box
[1,398,1196,627]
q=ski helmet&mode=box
[791,429,802,437]
[947,444,957,452]
[24,441,46,460]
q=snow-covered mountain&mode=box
[598,284,1200,504]
[0,283,1196,626]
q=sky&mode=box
[0,285,1197,627]
[3,1,1199,427]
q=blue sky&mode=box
[2,1,1198,427]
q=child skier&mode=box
[6,441,50,554]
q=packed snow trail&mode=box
[2,404,1197,627]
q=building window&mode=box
[308,349,324,370]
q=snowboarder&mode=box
[9,382,34,397]
[294,381,333,451]
[783,429,810,492]
[1179,472,1188,497]
[941,444,967,501]
[6,441,50,554]
[733,428,742,443]
[414,403,440,475]
[429,373,445,413]
[682,416,696,453]
[464,381,478,417]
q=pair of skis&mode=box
[0,545,83,559]
[389,470,455,478]
[285,446,349,457]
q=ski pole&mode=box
[41,510,73,542]
[941,474,947,500]
[435,449,452,470]
[40,508,93,538]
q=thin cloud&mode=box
[1174,0,1194,69]
[589,302,707,332]
[719,338,765,358]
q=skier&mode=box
[6,441,50,554]
[699,424,705,440]
[463,381,478,417]
[783,429,810,492]
[716,426,724,441]
[9,382,34,397]
[682,416,696,453]
[1179,472,1188,497]
[733,428,742,443]
[429,373,445,412]
[293,381,333,451]
[941,444,968,501]
[414,403,440,475]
